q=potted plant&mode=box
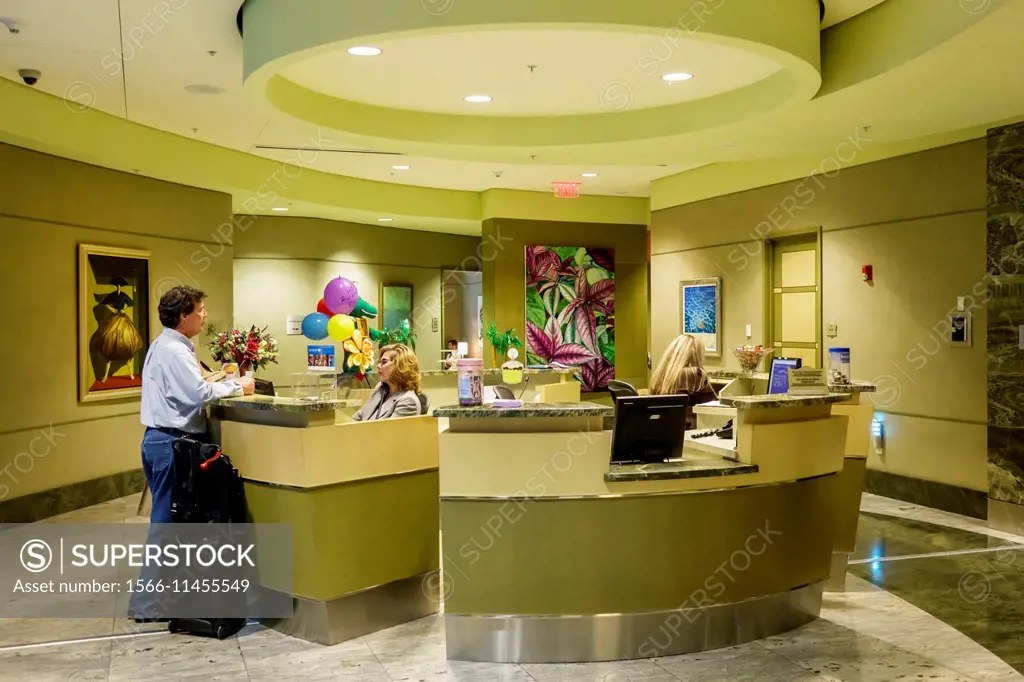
[207,325,279,376]
[486,321,523,368]
[375,318,417,351]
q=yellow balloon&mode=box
[327,314,355,342]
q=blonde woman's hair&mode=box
[650,334,715,397]
[380,343,421,394]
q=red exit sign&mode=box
[552,182,580,198]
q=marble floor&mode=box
[0,493,1022,681]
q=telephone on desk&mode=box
[691,418,733,440]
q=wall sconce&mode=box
[457,342,469,357]
[871,418,884,455]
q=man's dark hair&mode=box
[158,286,206,328]
[447,339,458,347]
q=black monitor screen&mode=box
[767,357,802,394]
[610,394,690,465]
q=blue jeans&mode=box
[141,428,177,524]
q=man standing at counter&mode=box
[139,286,254,524]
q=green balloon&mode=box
[350,297,378,319]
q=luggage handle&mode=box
[199,449,223,470]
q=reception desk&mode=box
[434,393,851,664]
[211,396,440,645]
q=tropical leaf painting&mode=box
[525,245,615,391]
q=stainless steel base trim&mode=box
[263,571,440,646]
[445,582,823,663]
[988,498,1024,537]
[824,552,849,592]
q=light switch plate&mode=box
[431,317,439,332]
[745,324,752,338]
[827,324,838,337]
[957,296,965,312]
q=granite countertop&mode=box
[213,395,355,412]
[433,402,613,419]
[605,458,758,482]
[707,370,876,393]
[421,366,581,377]
[718,393,852,409]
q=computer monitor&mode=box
[767,357,803,394]
[610,394,690,465]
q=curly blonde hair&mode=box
[380,344,421,394]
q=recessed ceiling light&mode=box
[271,207,288,212]
[392,165,410,170]
[464,95,492,103]
[347,46,382,56]
[378,217,393,222]
[184,84,225,94]
[581,173,598,178]
[662,72,694,82]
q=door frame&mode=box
[761,227,823,367]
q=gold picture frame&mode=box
[78,244,152,403]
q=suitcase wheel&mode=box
[215,623,232,640]
[168,620,181,634]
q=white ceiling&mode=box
[282,29,782,117]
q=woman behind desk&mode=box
[353,343,424,421]
[650,334,717,429]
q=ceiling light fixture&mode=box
[581,173,598,178]
[271,207,288,212]
[661,72,694,82]
[464,95,492,103]
[392,165,410,170]
[378,217,393,222]
[347,46,382,56]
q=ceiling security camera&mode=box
[18,68,40,86]
[0,18,22,34]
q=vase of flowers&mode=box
[733,345,772,377]
[208,325,279,376]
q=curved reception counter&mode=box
[434,394,853,664]
[211,395,440,645]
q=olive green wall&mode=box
[0,142,235,502]
[232,216,480,386]
[481,218,649,388]
[651,140,987,492]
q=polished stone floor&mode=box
[0,493,1022,681]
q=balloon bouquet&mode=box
[300,277,381,381]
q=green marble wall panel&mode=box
[987,122,1024,507]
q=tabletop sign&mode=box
[553,182,580,198]
[787,367,829,395]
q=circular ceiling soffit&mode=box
[241,0,822,152]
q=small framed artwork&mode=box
[78,244,151,402]
[679,278,722,357]
[307,345,336,371]
[950,311,972,347]
[380,283,414,332]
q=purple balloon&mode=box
[324,277,358,315]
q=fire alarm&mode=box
[862,265,873,282]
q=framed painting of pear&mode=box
[78,244,151,402]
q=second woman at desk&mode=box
[353,343,424,421]
[650,334,717,427]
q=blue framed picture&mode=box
[679,278,721,357]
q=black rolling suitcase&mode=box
[167,437,249,640]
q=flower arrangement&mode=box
[733,344,772,376]
[207,325,279,373]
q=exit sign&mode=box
[552,182,580,198]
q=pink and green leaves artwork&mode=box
[525,245,615,391]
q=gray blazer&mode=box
[353,382,422,421]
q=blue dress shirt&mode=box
[140,328,242,434]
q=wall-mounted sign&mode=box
[307,345,335,371]
[552,182,580,198]
[286,315,304,335]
